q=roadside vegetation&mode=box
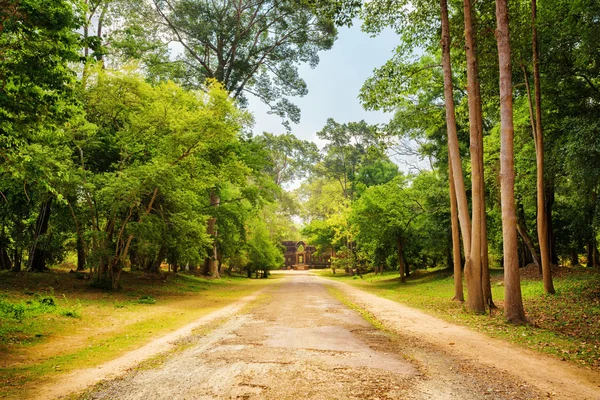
[315,267,600,369]
[0,267,279,399]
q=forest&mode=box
[1,0,599,330]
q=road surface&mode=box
[70,272,599,399]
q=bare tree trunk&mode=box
[531,0,555,294]
[76,235,86,271]
[516,221,541,268]
[397,238,405,283]
[28,198,52,272]
[0,247,11,270]
[440,0,466,303]
[205,189,220,279]
[495,0,526,323]
[449,160,464,301]
[11,247,22,272]
[545,184,559,264]
[463,0,485,314]
[570,249,579,266]
[481,212,495,308]
[440,0,472,259]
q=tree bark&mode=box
[545,183,559,264]
[495,0,526,323]
[586,241,598,267]
[531,0,555,294]
[449,152,464,301]
[516,221,541,268]
[481,211,495,308]
[205,189,220,279]
[76,235,86,271]
[516,202,541,269]
[397,238,405,283]
[463,0,485,313]
[28,198,52,272]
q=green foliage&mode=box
[0,293,82,341]
[109,0,338,127]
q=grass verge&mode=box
[313,266,600,369]
[0,268,281,399]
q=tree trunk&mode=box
[463,0,485,314]
[440,0,472,260]
[516,202,541,269]
[28,198,52,272]
[11,248,22,272]
[397,238,405,283]
[76,235,86,271]
[531,0,555,294]
[516,221,541,268]
[570,248,579,267]
[204,189,220,278]
[449,157,464,301]
[0,246,11,270]
[587,241,597,267]
[147,245,167,274]
[495,0,526,323]
[481,212,494,308]
[545,183,559,264]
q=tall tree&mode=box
[495,0,526,323]
[530,0,555,294]
[114,0,337,126]
[440,0,469,301]
[462,0,485,314]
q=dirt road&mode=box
[70,272,598,399]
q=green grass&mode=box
[0,269,282,399]
[313,267,600,369]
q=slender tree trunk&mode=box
[11,248,22,272]
[28,198,52,272]
[440,0,472,259]
[476,63,493,310]
[397,238,405,283]
[545,184,559,264]
[531,0,555,294]
[495,0,526,323]
[449,152,464,301]
[0,247,11,270]
[76,235,86,271]
[463,0,485,313]
[516,221,541,268]
[481,211,494,308]
[570,248,579,266]
[147,244,167,274]
[205,189,220,278]
[516,202,541,269]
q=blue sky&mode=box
[247,23,400,147]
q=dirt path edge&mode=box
[324,276,600,400]
[34,285,273,400]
